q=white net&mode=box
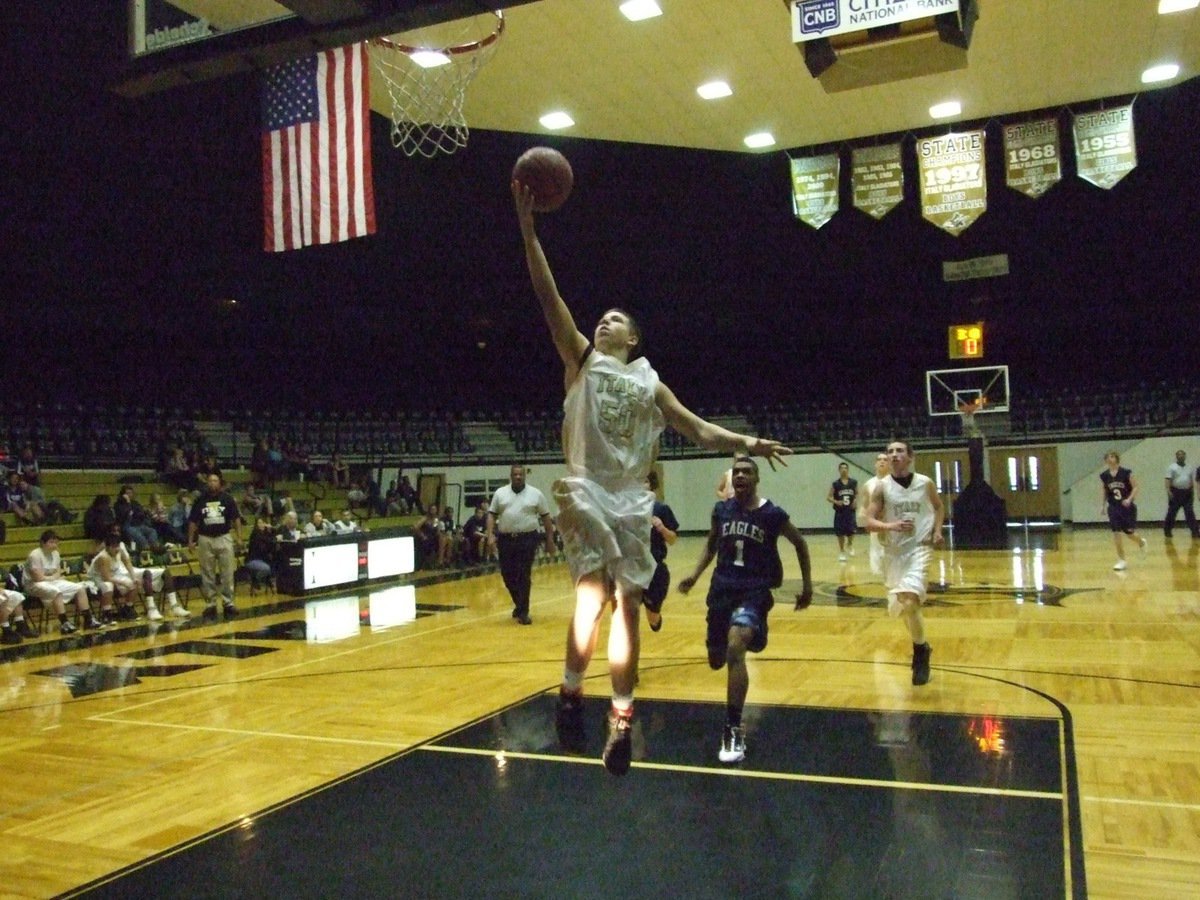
[371,11,504,158]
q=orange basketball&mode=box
[512,146,573,212]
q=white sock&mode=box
[166,592,178,604]
[611,694,634,714]
[563,670,584,693]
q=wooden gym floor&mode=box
[1,528,1197,898]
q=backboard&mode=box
[926,365,1010,417]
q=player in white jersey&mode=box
[858,453,890,576]
[514,179,792,776]
[864,441,945,686]
[89,533,188,623]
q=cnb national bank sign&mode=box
[791,0,960,42]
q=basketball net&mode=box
[957,396,987,438]
[371,11,504,158]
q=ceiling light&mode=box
[539,111,575,130]
[743,132,776,149]
[1142,63,1181,83]
[1158,0,1199,14]
[620,0,662,21]
[929,100,962,119]
[697,81,732,100]
[410,50,450,68]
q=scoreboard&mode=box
[948,322,984,360]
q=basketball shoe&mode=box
[719,724,746,763]
[602,709,633,776]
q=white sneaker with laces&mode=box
[1113,560,1127,571]
[169,603,190,619]
[837,553,847,562]
[146,604,164,622]
[719,724,746,763]
[1138,538,1147,555]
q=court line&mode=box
[1081,795,1200,812]
[420,744,1062,800]
[83,714,406,748]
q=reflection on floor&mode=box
[76,696,1069,899]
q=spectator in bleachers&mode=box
[83,494,117,545]
[168,489,193,538]
[195,454,223,485]
[240,483,270,522]
[329,453,350,488]
[243,517,277,593]
[385,480,406,516]
[3,471,45,525]
[163,445,197,490]
[438,505,459,566]
[346,478,369,510]
[413,506,441,568]
[399,475,419,514]
[332,510,360,535]
[24,530,106,633]
[304,510,336,538]
[276,510,302,542]
[249,438,271,488]
[272,490,296,521]
[20,475,74,524]
[14,445,40,486]
[114,484,162,553]
[147,491,186,546]
[460,501,491,564]
[284,442,311,481]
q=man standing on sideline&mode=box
[187,473,243,620]
[858,453,890,576]
[827,462,858,562]
[486,465,556,625]
[1164,450,1199,539]
[864,441,945,686]
[678,456,812,764]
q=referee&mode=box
[486,465,556,625]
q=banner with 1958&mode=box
[851,144,904,220]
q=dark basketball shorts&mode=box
[1107,502,1138,534]
[834,507,856,537]
[706,586,774,659]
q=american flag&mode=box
[261,43,376,252]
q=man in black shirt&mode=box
[187,474,243,619]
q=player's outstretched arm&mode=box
[678,517,719,594]
[655,382,793,469]
[512,181,588,381]
[781,521,813,609]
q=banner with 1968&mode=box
[1004,118,1061,198]
[917,130,987,236]
[790,154,840,230]
[1073,105,1136,190]
[851,144,904,220]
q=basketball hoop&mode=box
[370,11,504,158]
[957,396,987,437]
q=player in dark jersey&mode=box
[643,470,679,633]
[827,462,858,561]
[1100,451,1146,570]
[678,456,812,763]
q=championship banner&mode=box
[790,154,840,230]
[1003,118,1062,199]
[1073,105,1137,189]
[917,129,987,236]
[851,143,904,220]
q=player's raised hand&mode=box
[747,437,793,471]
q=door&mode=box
[915,449,970,506]
[987,446,1061,520]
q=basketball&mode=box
[512,146,573,212]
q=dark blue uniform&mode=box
[1101,467,1138,533]
[706,498,789,657]
[644,500,679,613]
[831,478,858,536]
